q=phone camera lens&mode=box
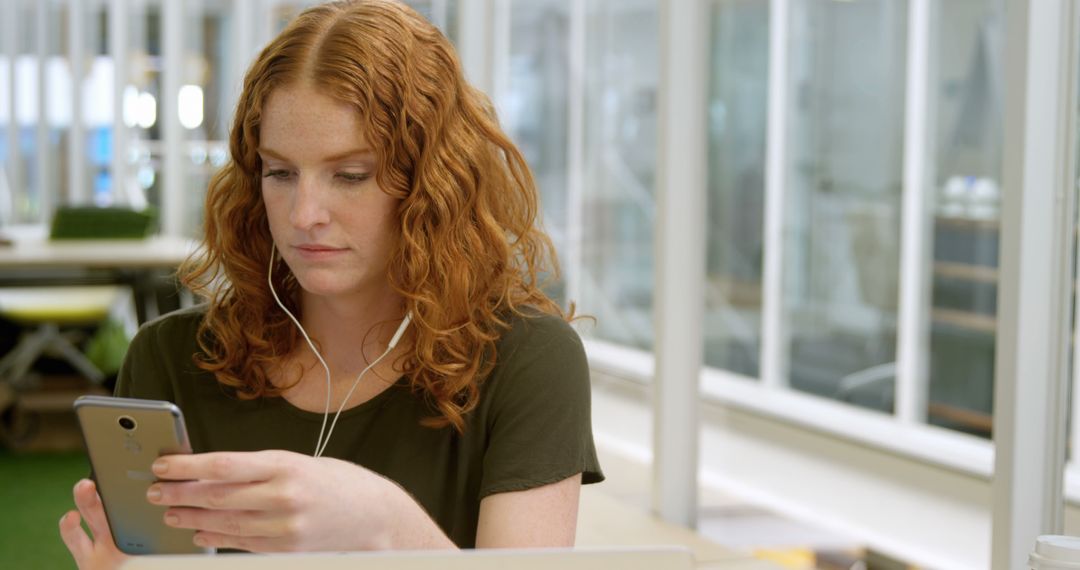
[118,416,136,430]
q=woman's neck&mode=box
[296,287,408,376]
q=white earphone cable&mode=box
[314,348,389,457]
[315,314,410,457]
[267,245,409,457]
[268,246,334,456]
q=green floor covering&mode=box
[0,450,90,569]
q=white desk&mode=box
[121,547,696,570]
[0,235,195,269]
[0,225,195,269]
[0,225,198,322]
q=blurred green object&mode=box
[49,206,158,240]
[84,318,130,377]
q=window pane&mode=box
[0,27,7,225]
[784,0,907,411]
[181,1,234,237]
[13,0,37,222]
[79,0,108,209]
[705,0,768,378]
[2,0,59,222]
[404,0,459,41]
[39,0,65,219]
[927,0,1003,438]
[579,0,658,350]
[115,3,163,217]
[502,0,570,304]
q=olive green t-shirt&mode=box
[114,305,604,547]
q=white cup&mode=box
[1030,535,1080,569]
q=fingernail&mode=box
[151,460,167,474]
[193,534,207,547]
[164,513,179,526]
[146,486,162,502]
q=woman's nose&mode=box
[288,176,331,229]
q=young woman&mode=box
[59,1,602,567]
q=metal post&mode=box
[161,0,184,235]
[491,0,511,116]
[991,0,1078,568]
[4,0,20,217]
[109,0,128,207]
[760,0,790,389]
[895,0,937,424]
[456,0,494,95]
[68,0,87,205]
[35,0,49,221]
[431,0,450,32]
[231,0,256,137]
[653,0,706,528]
[565,0,586,308]
[256,0,276,51]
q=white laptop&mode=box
[120,546,695,570]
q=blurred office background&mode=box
[1,0,1078,569]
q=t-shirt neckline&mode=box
[271,374,410,422]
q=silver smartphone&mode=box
[73,395,210,555]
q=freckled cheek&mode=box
[345,221,394,263]
[263,195,292,232]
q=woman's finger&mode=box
[164,506,283,538]
[149,479,285,511]
[58,510,92,568]
[152,450,288,483]
[190,531,285,553]
[73,479,113,543]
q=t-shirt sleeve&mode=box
[113,316,179,402]
[478,316,605,498]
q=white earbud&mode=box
[267,244,411,457]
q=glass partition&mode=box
[15,0,80,222]
[501,0,571,303]
[704,0,769,378]
[783,0,908,411]
[925,0,1004,439]
[115,2,163,215]
[579,0,658,349]
[180,0,235,237]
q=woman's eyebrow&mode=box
[257,147,375,163]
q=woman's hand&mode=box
[147,449,455,552]
[59,479,130,570]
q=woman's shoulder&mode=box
[471,308,605,498]
[495,308,582,361]
[116,306,212,399]
[133,304,209,346]
[482,308,587,398]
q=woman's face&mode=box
[259,83,400,301]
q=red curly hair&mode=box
[181,0,568,432]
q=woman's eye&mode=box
[337,172,371,184]
[263,169,291,180]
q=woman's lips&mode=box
[293,245,348,260]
